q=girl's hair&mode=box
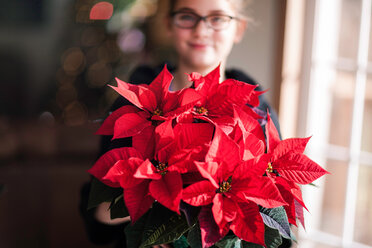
[168,0,252,19]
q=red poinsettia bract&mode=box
[182,128,286,247]
[181,66,264,134]
[101,120,214,222]
[95,65,201,158]
[229,106,266,161]
[88,64,330,247]
[261,113,330,225]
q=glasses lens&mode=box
[207,15,232,30]
[173,13,198,28]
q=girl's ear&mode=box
[234,19,247,43]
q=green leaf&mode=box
[125,211,150,248]
[290,230,297,243]
[241,240,264,248]
[187,222,202,248]
[87,177,122,209]
[263,225,282,248]
[139,203,193,248]
[259,206,291,239]
[241,225,282,248]
[173,235,189,248]
[180,202,200,227]
[215,235,241,248]
[110,194,129,219]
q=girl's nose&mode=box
[193,18,213,36]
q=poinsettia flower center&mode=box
[194,106,208,116]
[266,162,280,176]
[152,160,168,175]
[153,108,163,116]
[217,176,232,193]
[267,162,273,173]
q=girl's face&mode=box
[168,0,246,72]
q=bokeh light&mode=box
[89,2,114,20]
[39,111,55,127]
[55,0,160,126]
[129,0,158,19]
[118,28,145,53]
[62,101,88,126]
[61,47,86,76]
[86,61,112,88]
[75,4,92,23]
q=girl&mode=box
[80,0,283,247]
[165,0,247,91]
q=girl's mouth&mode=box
[189,43,208,49]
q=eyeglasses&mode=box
[171,11,237,31]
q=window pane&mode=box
[319,159,348,236]
[361,76,372,153]
[368,5,372,62]
[354,164,372,246]
[338,0,362,60]
[297,240,339,248]
[329,71,355,147]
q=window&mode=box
[285,0,372,247]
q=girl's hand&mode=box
[95,202,131,225]
[152,245,172,248]
[96,203,172,248]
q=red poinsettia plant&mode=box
[87,65,329,248]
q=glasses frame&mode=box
[170,11,238,31]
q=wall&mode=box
[228,0,285,110]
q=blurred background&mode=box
[0,0,371,247]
